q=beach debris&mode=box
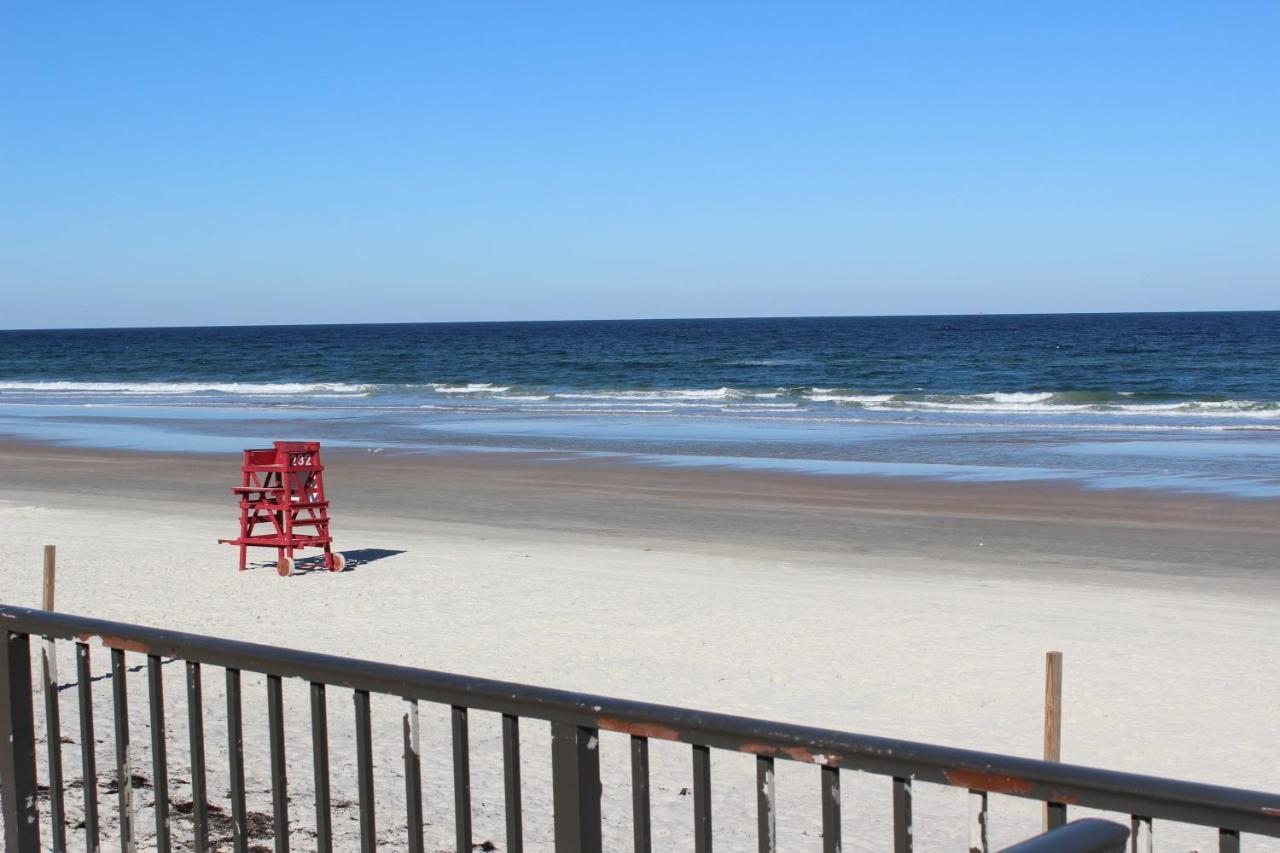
[103,772,151,794]
[170,799,275,848]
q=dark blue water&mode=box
[2,313,1278,496]
[2,313,1279,409]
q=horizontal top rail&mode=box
[3,603,1278,836]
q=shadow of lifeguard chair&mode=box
[219,441,344,576]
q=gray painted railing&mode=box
[2,604,1278,851]
[1003,819,1131,853]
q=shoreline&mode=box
[5,433,1278,526]
[4,396,1280,503]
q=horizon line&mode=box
[3,307,1278,334]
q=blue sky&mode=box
[2,2,1278,328]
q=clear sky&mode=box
[2,2,1277,329]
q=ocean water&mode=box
[1,313,1278,497]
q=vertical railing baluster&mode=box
[267,674,289,852]
[1219,828,1240,853]
[631,736,651,853]
[111,648,135,853]
[186,662,209,853]
[310,683,332,853]
[43,637,67,852]
[1,629,41,852]
[354,689,376,853]
[821,765,840,853]
[692,744,712,853]
[968,789,988,853]
[892,777,912,853]
[225,668,248,853]
[403,700,424,853]
[756,756,775,853]
[452,705,473,852]
[1130,815,1152,853]
[1046,799,1067,831]
[503,713,524,853]
[551,721,602,853]
[76,642,101,852]
[147,655,170,853]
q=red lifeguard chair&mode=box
[219,441,344,576]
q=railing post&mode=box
[892,777,913,852]
[632,736,653,853]
[353,690,376,853]
[692,745,712,852]
[42,639,67,853]
[969,789,989,853]
[1129,815,1152,853]
[113,648,136,853]
[309,683,332,853]
[757,756,776,853]
[1,629,42,852]
[551,721,601,853]
[451,706,472,852]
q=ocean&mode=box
[2,312,1278,497]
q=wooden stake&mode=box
[42,545,56,611]
[1043,650,1063,830]
[39,544,66,851]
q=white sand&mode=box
[1,450,1278,851]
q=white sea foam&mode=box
[427,383,512,394]
[808,393,896,403]
[868,400,1096,413]
[789,389,1280,417]
[727,358,813,367]
[3,379,1275,420]
[822,397,1279,418]
[727,403,800,410]
[554,387,740,401]
[977,392,1056,403]
[540,401,692,409]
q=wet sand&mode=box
[2,437,1277,584]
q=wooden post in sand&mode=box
[43,544,57,610]
[1043,650,1063,830]
[41,544,69,851]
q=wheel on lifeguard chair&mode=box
[326,552,346,572]
[276,556,295,577]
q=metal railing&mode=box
[1002,820,1130,853]
[2,603,1278,852]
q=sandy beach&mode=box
[2,439,1277,850]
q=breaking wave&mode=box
[1,381,1276,419]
